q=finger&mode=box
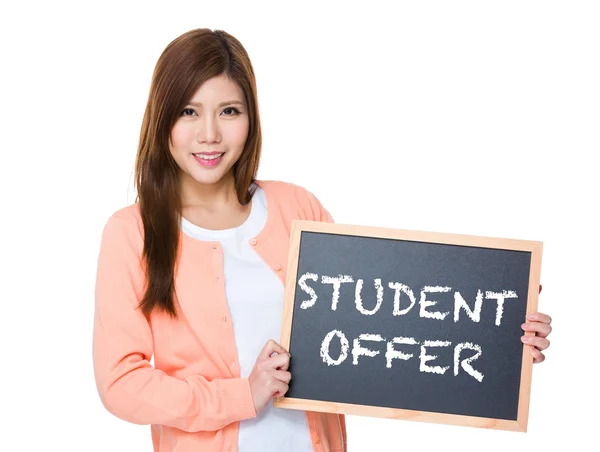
[272,381,289,398]
[273,370,292,384]
[269,352,291,371]
[259,339,286,360]
[278,357,290,372]
[521,335,550,350]
[529,347,546,363]
[521,322,552,338]
[526,312,552,325]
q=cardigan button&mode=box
[275,264,282,271]
[314,435,321,444]
[250,238,257,246]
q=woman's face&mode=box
[169,74,249,192]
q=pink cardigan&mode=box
[93,180,347,452]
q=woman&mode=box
[93,28,552,452]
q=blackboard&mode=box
[274,221,542,432]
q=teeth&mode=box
[195,153,223,160]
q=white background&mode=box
[1,1,598,450]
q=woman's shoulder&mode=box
[100,202,144,243]
[255,179,315,199]
[255,179,317,205]
[255,179,333,222]
[106,202,142,225]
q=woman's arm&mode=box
[93,215,256,432]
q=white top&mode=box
[180,183,313,452]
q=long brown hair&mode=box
[134,28,262,318]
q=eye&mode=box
[181,108,196,116]
[222,107,240,116]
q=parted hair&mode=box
[134,28,262,318]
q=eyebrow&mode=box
[187,100,245,108]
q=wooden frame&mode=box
[274,220,543,432]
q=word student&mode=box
[298,272,518,326]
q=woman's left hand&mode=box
[521,284,552,363]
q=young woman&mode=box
[93,28,553,452]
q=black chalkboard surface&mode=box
[274,221,542,432]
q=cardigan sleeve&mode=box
[340,413,348,450]
[92,214,256,432]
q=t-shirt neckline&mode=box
[179,179,275,247]
[180,183,259,239]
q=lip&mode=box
[193,152,224,167]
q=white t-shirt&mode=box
[180,183,313,452]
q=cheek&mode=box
[225,118,250,146]
[170,122,194,150]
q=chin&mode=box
[190,171,227,186]
[190,166,234,186]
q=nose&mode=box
[196,115,221,143]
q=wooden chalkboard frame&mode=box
[274,220,543,432]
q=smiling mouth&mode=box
[193,152,224,167]
[193,152,224,160]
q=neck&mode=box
[180,170,240,209]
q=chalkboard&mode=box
[273,221,542,432]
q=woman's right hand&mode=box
[248,339,292,413]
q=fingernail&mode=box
[527,314,535,320]
[521,336,532,343]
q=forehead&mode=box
[188,74,244,105]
